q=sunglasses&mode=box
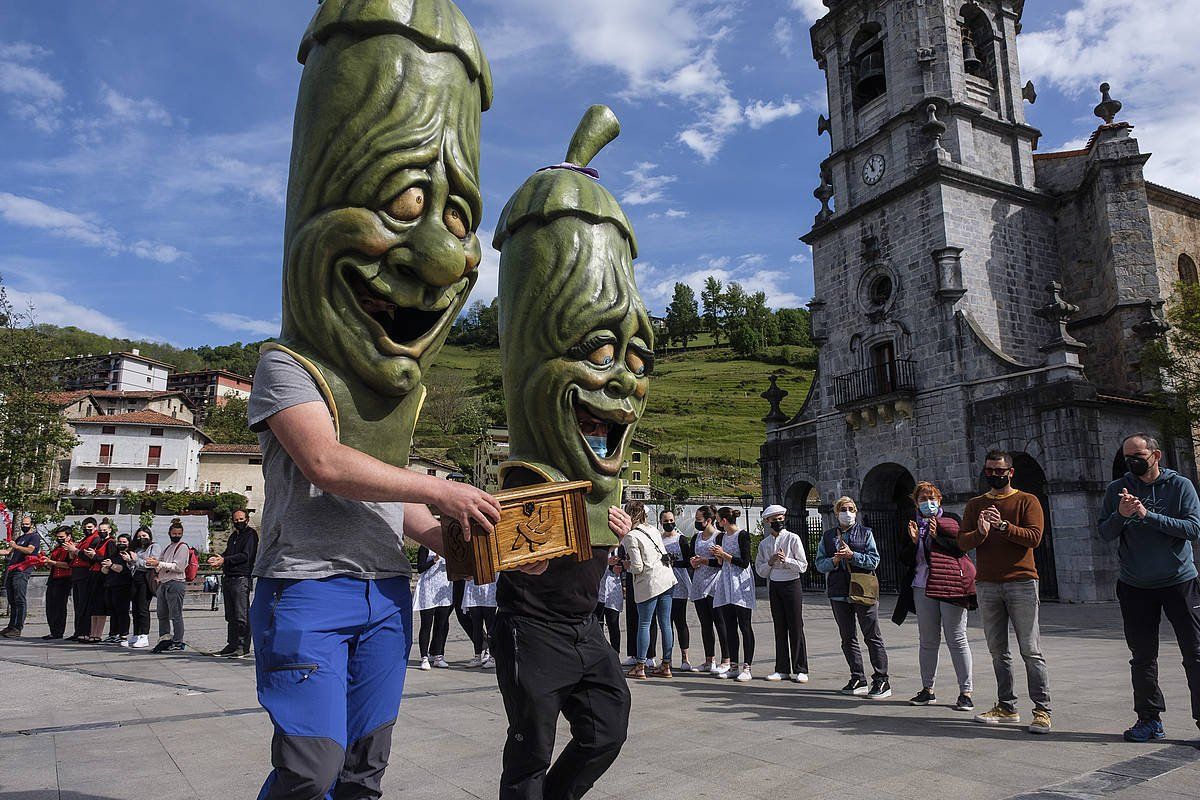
[983,468,1012,477]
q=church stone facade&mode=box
[759,0,1200,602]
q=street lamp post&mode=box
[738,493,754,529]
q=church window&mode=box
[868,274,894,308]
[1179,254,1198,285]
[959,5,996,84]
[850,24,887,110]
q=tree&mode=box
[449,298,499,348]
[0,279,80,514]
[203,394,257,445]
[1144,281,1200,439]
[664,283,701,349]
[423,373,472,434]
[729,319,765,357]
[700,276,724,345]
[776,307,812,347]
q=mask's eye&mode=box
[588,344,615,367]
[385,187,425,221]
[626,351,646,377]
[444,206,468,239]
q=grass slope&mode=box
[419,345,813,496]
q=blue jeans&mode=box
[251,576,412,800]
[636,591,674,664]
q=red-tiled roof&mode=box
[201,443,261,455]
[46,391,93,407]
[73,411,196,428]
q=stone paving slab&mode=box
[0,594,1197,799]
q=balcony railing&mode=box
[833,359,917,407]
[76,459,179,470]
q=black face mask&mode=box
[1126,456,1152,477]
[98,530,111,540]
[694,521,706,532]
[20,525,31,533]
[986,475,1011,491]
[662,522,676,533]
[770,519,786,532]
[134,538,150,550]
[234,521,247,530]
[116,542,128,551]
[169,534,184,543]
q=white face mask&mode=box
[837,510,856,527]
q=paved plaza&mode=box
[1,594,1198,800]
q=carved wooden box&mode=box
[442,480,593,584]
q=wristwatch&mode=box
[994,520,1009,532]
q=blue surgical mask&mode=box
[919,500,940,517]
[584,435,608,459]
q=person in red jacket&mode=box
[42,526,76,640]
[67,517,100,641]
[893,482,976,713]
[85,519,116,643]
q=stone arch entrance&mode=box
[860,462,916,592]
[1010,452,1060,600]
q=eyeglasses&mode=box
[983,468,1011,477]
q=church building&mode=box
[759,0,1200,602]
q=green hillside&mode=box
[418,344,813,496]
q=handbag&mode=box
[838,531,879,607]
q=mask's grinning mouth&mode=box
[345,268,443,346]
[574,403,627,461]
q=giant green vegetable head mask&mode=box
[280,0,492,398]
[495,107,653,505]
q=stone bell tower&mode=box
[760,0,1198,603]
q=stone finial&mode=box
[1036,282,1086,364]
[921,104,949,162]
[761,375,790,426]
[1022,80,1037,104]
[813,165,834,224]
[817,114,831,137]
[1094,82,1122,125]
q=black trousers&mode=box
[131,576,152,636]
[671,597,691,652]
[45,577,72,638]
[452,581,473,637]
[623,577,656,659]
[418,606,453,657]
[70,569,93,636]
[470,607,496,654]
[693,596,728,661]
[769,579,809,674]
[831,599,889,681]
[223,575,253,650]
[106,585,132,636]
[718,604,755,665]
[595,605,621,652]
[1117,578,1200,722]
[491,614,629,800]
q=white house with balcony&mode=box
[62,411,209,509]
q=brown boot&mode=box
[650,661,673,679]
[626,663,647,680]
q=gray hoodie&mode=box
[1098,467,1200,589]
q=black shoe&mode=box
[1,629,21,639]
[228,647,252,659]
[67,634,85,642]
[41,634,63,641]
[840,677,869,696]
[909,688,936,706]
[0,627,11,636]
[215,645,239,657]
[151,639,171,654]
[168,641,187,652]
[867,679,892,699]
[953,694,975,712]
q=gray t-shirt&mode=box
[248,349,409,580]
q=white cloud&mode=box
[1021,0,1200,195]
[470,228,501,305]
[637,255,807,312]
[744,97,806,129]
[0,192,186,263]
[621,162,677,205]
[204,312,279,338]
[99,83,174,126]
[665,208,689,219]
[789,0,828,23]
[6,288,152,339]
[772,18,795,57]
[0,41,64,132]
[789,253,808,264]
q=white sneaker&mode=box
[737,666,753,682]
[131,635,150,649]
[119,638,130,648]
[419,657,432,671]
[645,658,658,669]
[124,634,136,648]
[432,656,450,669]
[791,673,809,684]
[766,672,783,682]
[679,660,693,673]
[714,663,731,678]
[703,660,717,673]
[466,654,484,668]
[621,656,638,667]
[481,653,496,670]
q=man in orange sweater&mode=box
[958,449,1052,734]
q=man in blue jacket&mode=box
[1099,432,1200,743]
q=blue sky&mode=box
[1,0,1195,347]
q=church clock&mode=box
[862,154,886,185]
